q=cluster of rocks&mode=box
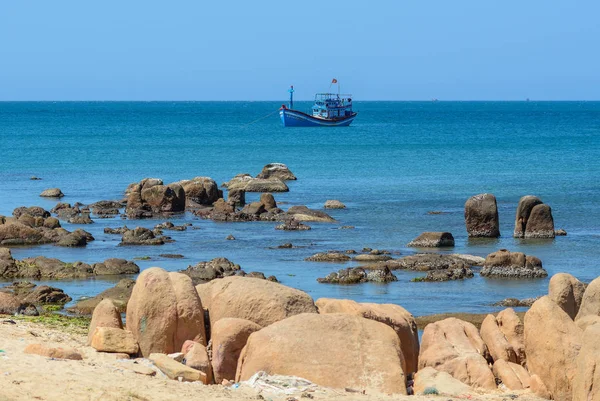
[0,248,139,279]
[119,227,172,246]
[51,202,94,224]
[0,280,73,316]
[179,257,277,285]
[317,266,397,284]
[222,163,296,193]
[480,249,548,278]
[464,193,558,239]
[0,206,94,247]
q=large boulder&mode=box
[87,298,123,345]
[413,367,472,396]
[407,232,455,247]
[13,206,51,219]
[495,308,526,365]
[0,222,49,246]
[126,268,206,357]
[92,258,139,276]
[90,327,139,355]
[0,247,18,277]
[13,256,93,279]
[286,205,335,222]
[525,203,555,238]
[178,177,220,206]
[196,276,317,328]
[141,183,186,213]
[575,276,600,322]
[316,298,419,374]
[182,342,212,384]
[524,296,582,401]
[0,292,21,315]
[464,193,500,238]
[418,318,495,389]
[21,285,71,304]
[40,188,64,198]
[236,313,407,394]
[573,324,600,401]
[210,318,262,384]
[480,249,547,278]
[317,266,397,284]
[480,313,518,364]
[513,195,544,238]
[256,163,296,181]
[549,273,586,320]
[381,253,475,271]
[305,252,351,262]
[120,227,164,245]
[492,359,531,390]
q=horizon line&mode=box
[1,99,599,102]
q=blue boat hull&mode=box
[280,109,356,127]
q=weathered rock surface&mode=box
[180,257,241,284]
[481,249,547,278]
[226,188,245,206]
[317,266,397,284]
[196,276,317,329]
[529,374,552,399]
[92,259,139,276]
[316,298,419,374]
[573,324,600,401]
[126,179,186,217]
[493,297,539,307]
[0,247,17,277]
[87,298,123,345]
[524,296,582,401]
[256,163,296,181]
[225,174,289,193]
[177,177,220,206]
[126,268,206,357]
[120,227,165,245]
[413,367,472,396]
[352,253,392,262]
[324,200,346,209]
[149,353,205,382]
[72,279,135,314]
[259,193,277,210]
[414,266,474,282]
[90,327,139,354]
[549,273,586,320]
[525,203,555,238]
[210,318,262,384]
[0,292,21,315]
[21,285,71,304]
[183,342,212,384]
[575,276,600,322]
[495,308,526,365]
[464,193,500,238]
[492,359,531,390]
[275,219,311,231]
[480,313,518,364]
[24,343,82,360]
[377,253,473,272]
[236,313,407,394]
[419,317,495,389]
[286,206,335,222]
[408,232,455,247]
[11,256,93,279]
[305,252,351,262]
[40,188,64,198]
[513,195,543,238]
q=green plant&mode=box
[422,387,439,395]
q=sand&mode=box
[0,317,545,401]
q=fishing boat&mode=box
[279,80,357,127]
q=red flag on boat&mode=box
[331,78,337,84]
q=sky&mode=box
[1,1,599,101]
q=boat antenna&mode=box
[288,85,294,109]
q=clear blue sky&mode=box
[1,1,599,100]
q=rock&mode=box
[90,327,139,354]
[493,297,539,307]
[21,285,72,304]
[0,292,21,314]
[480,249,547,278]
[92,259,140,276]
[513,195,544,238]
[236,313,407,394]
[126,268,206,356]
[0,222,50,246]
[259,193,277,210]
[275,219,311,231]
[40,188,64,198]
[160,254,184,259]
[149,353,205,382]
[68,214,94,224]
[196,276,317,328]
[418,318,495,389]
[30,176,41,180]
[210,318,262,384]
[72,279,135,314]
[178,177,220,206]
[24,343,82,360]
[492,359,531,390]
[413,367,472,396]
[415,267,474,282]
[43,217,60,229]
[495,308,526,365]
[317,267,397,284]
[17,303,39,316]
[117,361,156,376]
[256,163,296,181]
[12,256,93,279]
[555,228,567,236]
[0,247,18,277]
[225,234,235,240]
[352,254,392,262]
[89,200,123,217]
[548,273,586,320]
[324,200,346,209]
[316,298,419,374]
[572,324,600,401]
[529,374,552,399]
[120,227,164,245]
[525,203,555,238]
[305,252,351,262]
[154,221,186,231]
[141,183,186,213]
[227,176,289,193]
[56,231,89,247]
[277,243,293,249]
[378,253,472,271]
[524,296,582,401]
[13,206,50,219]
[183,342,212,384]
[88,299,123,345]
[168,352,185,363]
[212,198,235,214]
[464,193,500,238]
[286,206,335,222]
[180,257,242,285]
[226,188,245,206]
[241,202,265,215]
[576,276,600,322]
[407,232,455,247]
[104,226,130,235]
[480,313,518,364]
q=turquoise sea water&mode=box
[1,101,599,316]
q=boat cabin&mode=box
[311,93,353,120]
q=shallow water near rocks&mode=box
[1,101,599,316]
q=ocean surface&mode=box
[1,101,599,316]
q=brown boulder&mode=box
[196,276,317,329]
[149,353,205,382]
[256,163,296,181]
[492,359,530,390]
[92,258,139,275]
[480,313,518,364]
[259,193,277,210]
[573,324,600,401]
[549,273,586,320]
[183,342,212,384]
[316,298,419,374]
[286,205,335,222]
[481,249,547,278]
[226,188,245,206]
[24,343,82,360]
[39,188,64,198]
[418,318,495,389]
[495,308,526,365]
[210,318,262,384]
[324,200,346,209]
[407,232,455,247]
[0,247,18,278]
[236,313,407,394]
[141,183,186,213]
[126,268,206,357]
[87,298,123,345]
[90,327,139,354]
[464,193,500,238]
[513,195,543,238]
[178,177,220,206]
[524,296,582,401]
[0,292,21,315]
[0,222,48,246]
[525,203,555,238]
[575,276,600,322]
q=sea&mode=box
[1,101,599,316]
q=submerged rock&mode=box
[464,193,500,238]
[481,249,547,278]
[317,266,397,284]
[40,188,64,198]
[413,267,474,282]
[256,163,297,181]
[275,219,311,231]
[305,252,351,262]
[324,200,346,209]
[120,227,165,245]
[286,205,335,222]
[407,232,455,247]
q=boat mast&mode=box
[288,85,294,109]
